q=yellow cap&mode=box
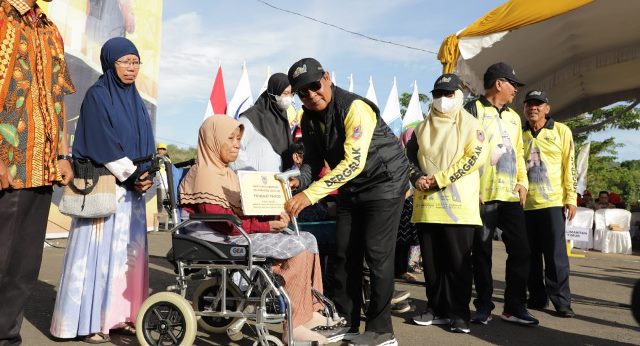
[157,143,167,150]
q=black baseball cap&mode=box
[524,90,549,103]
[483,62,525,89]
[288,58,326,92]
[431,73,462,93]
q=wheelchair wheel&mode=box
[192,277,243,333]
[252,334,284,346]
[136,292,197,346]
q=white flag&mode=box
[227,62,254,119]
[348,73,354,92]
[258,65,272,95]
[576,141,590,194]
[365,76,378,106]
[381,77,402,137]
[403,80,423,130]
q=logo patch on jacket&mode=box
[352,126,362,140]
[477,130,485,142]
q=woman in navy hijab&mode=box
[51,37,154,343]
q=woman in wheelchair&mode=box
[178,115,336,344]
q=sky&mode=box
[155,0,639,161]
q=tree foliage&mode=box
[565,101,640,207]
[164,144,196,164]
[399,92,431,117]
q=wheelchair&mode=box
[135,159,340,346]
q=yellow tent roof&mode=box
[438,0,593,73]
[438,0,640,120]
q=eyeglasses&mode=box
[297,80,322,98]
[115,60,142,69]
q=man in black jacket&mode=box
[285,58,409,346]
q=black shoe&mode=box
[314,326,352,343]
[348,331,398,346]
[555,305,575,318]
[391,290,410,304]
[412,309,451,326]
[449,318,471,334]
[470,310,492,325]
[391,301,411,313]
[501,309,539,326]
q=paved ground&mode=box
[21,232,640,345]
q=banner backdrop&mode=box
[40,0,163,236]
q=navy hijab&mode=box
[240,73,292,169]
[73,37,154,168]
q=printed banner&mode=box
[41,0,163,235]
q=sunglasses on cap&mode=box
[297,80,323,98]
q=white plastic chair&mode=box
[601,209,632,254]
[570,207,595,250]
[593,209,606,251]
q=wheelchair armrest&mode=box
[189,213,242,226]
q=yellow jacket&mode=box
[465,97,528,203]
[408,103,487,226]
[522,119,577,210]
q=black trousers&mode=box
[0,187,53,345]
[525,207,572,309]
[472,201,530,314]
[326,196,403,334]
[417,223,474,322]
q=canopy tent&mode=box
[437,0,640,120]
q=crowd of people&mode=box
[578,190,627,210]
[0,1,615,346]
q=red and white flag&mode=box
[203,64,227,120]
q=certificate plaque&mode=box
[237,170,287,216]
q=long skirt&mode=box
[272,250,324,328]
[50,186,149,338]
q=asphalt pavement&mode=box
[21,232,640,345]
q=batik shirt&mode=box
[0,0,75,188]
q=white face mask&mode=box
[275,95,293,110]
[432,89,463,113]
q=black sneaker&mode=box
[501,310,539,325]
[314,326,352,343]
[391,301,411,313]
[348,331,398,346]
[555,305,575,318]
[449,318,471,334]
[412,309,451,326]
[391,290,410,304]
[470,310,492,325]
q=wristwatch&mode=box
[57,154,72,161]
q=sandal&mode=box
[111,322,136,336]
[83,333,111,344]
[400,272,418,282]
[409,264,423,274]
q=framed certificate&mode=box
[236,170,287,216]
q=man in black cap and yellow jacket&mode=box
[465,62,538,326]
[522,90,577,318]
[285,58,409,346]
